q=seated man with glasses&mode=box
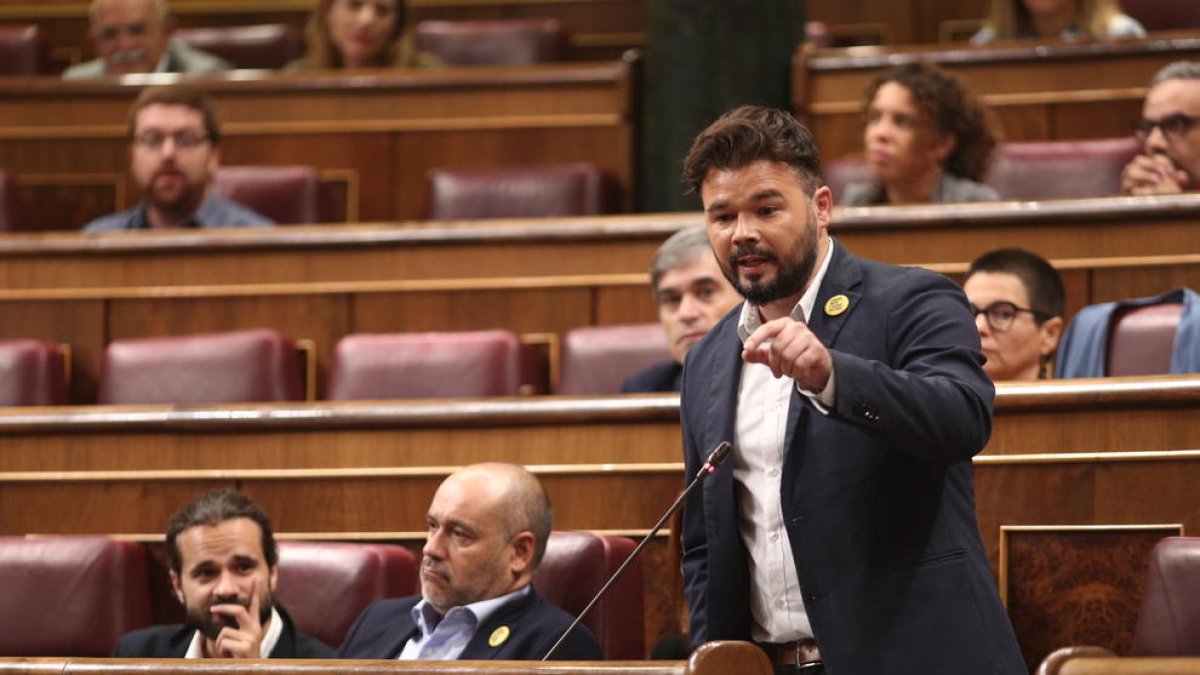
[82,85,273,232]
[1121,61,1200,196]
[963,248,1065,381]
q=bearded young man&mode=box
[677,105,1026,675]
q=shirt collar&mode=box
[183,605,284,658]
[411,585,532,636]
[737,237,836,343]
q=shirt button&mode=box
[768,468,779,477]
[769,532,779,541]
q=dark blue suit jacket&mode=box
[620,360,683,393]
[680,244,1025,675]
[111,605,333,658]
[336,589,602,661]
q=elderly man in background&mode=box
[1121,61,1200,195]
[64,0,231,78]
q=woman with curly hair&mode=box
[971,0,1144,44]
[841,62,1000,206]
[286,0,437,70]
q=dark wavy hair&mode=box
[681,105,822,196]
[862,62,997,182]
[166,489,278,575]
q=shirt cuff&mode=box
[797,367,836,415]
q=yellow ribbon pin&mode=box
[489,626,511,648]
[825,294,850,317]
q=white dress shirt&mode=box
[733,238,835,643]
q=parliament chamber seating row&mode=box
[0,324,672,406]
[0,531,643,659]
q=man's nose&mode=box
[422,530,444,559]
[677,293,702,321]
[730,214,759,245]
[213,570,240,597]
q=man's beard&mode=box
[145,169,206,218]
[721,216,821,307]
[184,591,275,641]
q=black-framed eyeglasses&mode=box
[1134,113,1200,142]
[969,301,1049,333]
[132,131,210,151]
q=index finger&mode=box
[247,576,261,627]
[742,317,796,353]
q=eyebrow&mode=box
[704,188,786,215]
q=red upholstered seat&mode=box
[0,536,151,656]
[0,340,68,406]
[97,329,304,404]
[534,531,644,660]
[1120,0,1200,31]
[0,168,26,232]
[173,23,304,70]
[327,330,538,400]
[0,24,49,75]
[425,162,617,220]
[1106,302,1183,377]
[415,18,568,65]
[557,323,672,395]
[275,541,416,648]
[213,165,322,225]
[987,137,1140,201]
[1131,537,1200,655]
[823,155,873,203]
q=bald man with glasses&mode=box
[83,85,273,232]
[963,248,1065,381]
[1122,61,1200,196]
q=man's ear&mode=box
[268,564,279,594]
[509,531,536,576]
[169,569,185,605]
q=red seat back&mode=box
[0,24,49,75]
[213,165,322,225]
[0,537,152,656]
[98,329,304,405]
[1120,0,1200,31]
[327,330,538,400]
[415,18,569,65]
[275,541,416,648]
[1106,302,1182,377]
[426,162,617,221]
[534,531,644,659]
[557,323,672,395]
[173,24,305,70]
[987,137,1141,201]
[0,340,68,406]
[1132,537,1200,655]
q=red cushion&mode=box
[534,531,644,659]
[213,165,321,225]
[987,137,1141,201]
[1132,537,1200,655]
[0,537,151,656]
[1106,303,1182,377]
[98,329,303,404]
[558,323,672,395]
[0,340,68,406]
[173,24,304,70]
[0,25,48,76]
[327,330,535,400]
[276,541,416,648]
[415,18,568,65]
[426,162,617,220]
[1120,0,1200,31]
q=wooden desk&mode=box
[1,194,1197,289]
[793,34,1200,159]
[0,62,637,230]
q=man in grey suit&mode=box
[64,0,230,79]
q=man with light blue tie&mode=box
[336,463,602,661]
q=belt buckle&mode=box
[791,637,821,670]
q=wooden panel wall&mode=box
[0,63,637,230]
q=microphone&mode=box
[541,441,732,660]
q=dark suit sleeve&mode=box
[829,271,994,465]
[336,602,380,658]
[678,366,709,645]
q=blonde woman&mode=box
[286,0,435,70]
[971,0,1145,44]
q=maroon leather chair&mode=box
[0,168,25,232]
[823,155,873,202]
[213,166,323,225]
[1120,0,1200,31]
[275,541,416,648]
[557,323,672,395]
[534,531,644,660]
[425,162,617,221]
[0,340,68,406]
[0,24,49,75]
[415,18,568,65]
[0,536,152,656]
[327,330,539,400]
[1131,537,1200,655]
[987,137,1141,201]
[1106,302,1183,376]
[172,23,305,70]
[97,329,304,405]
